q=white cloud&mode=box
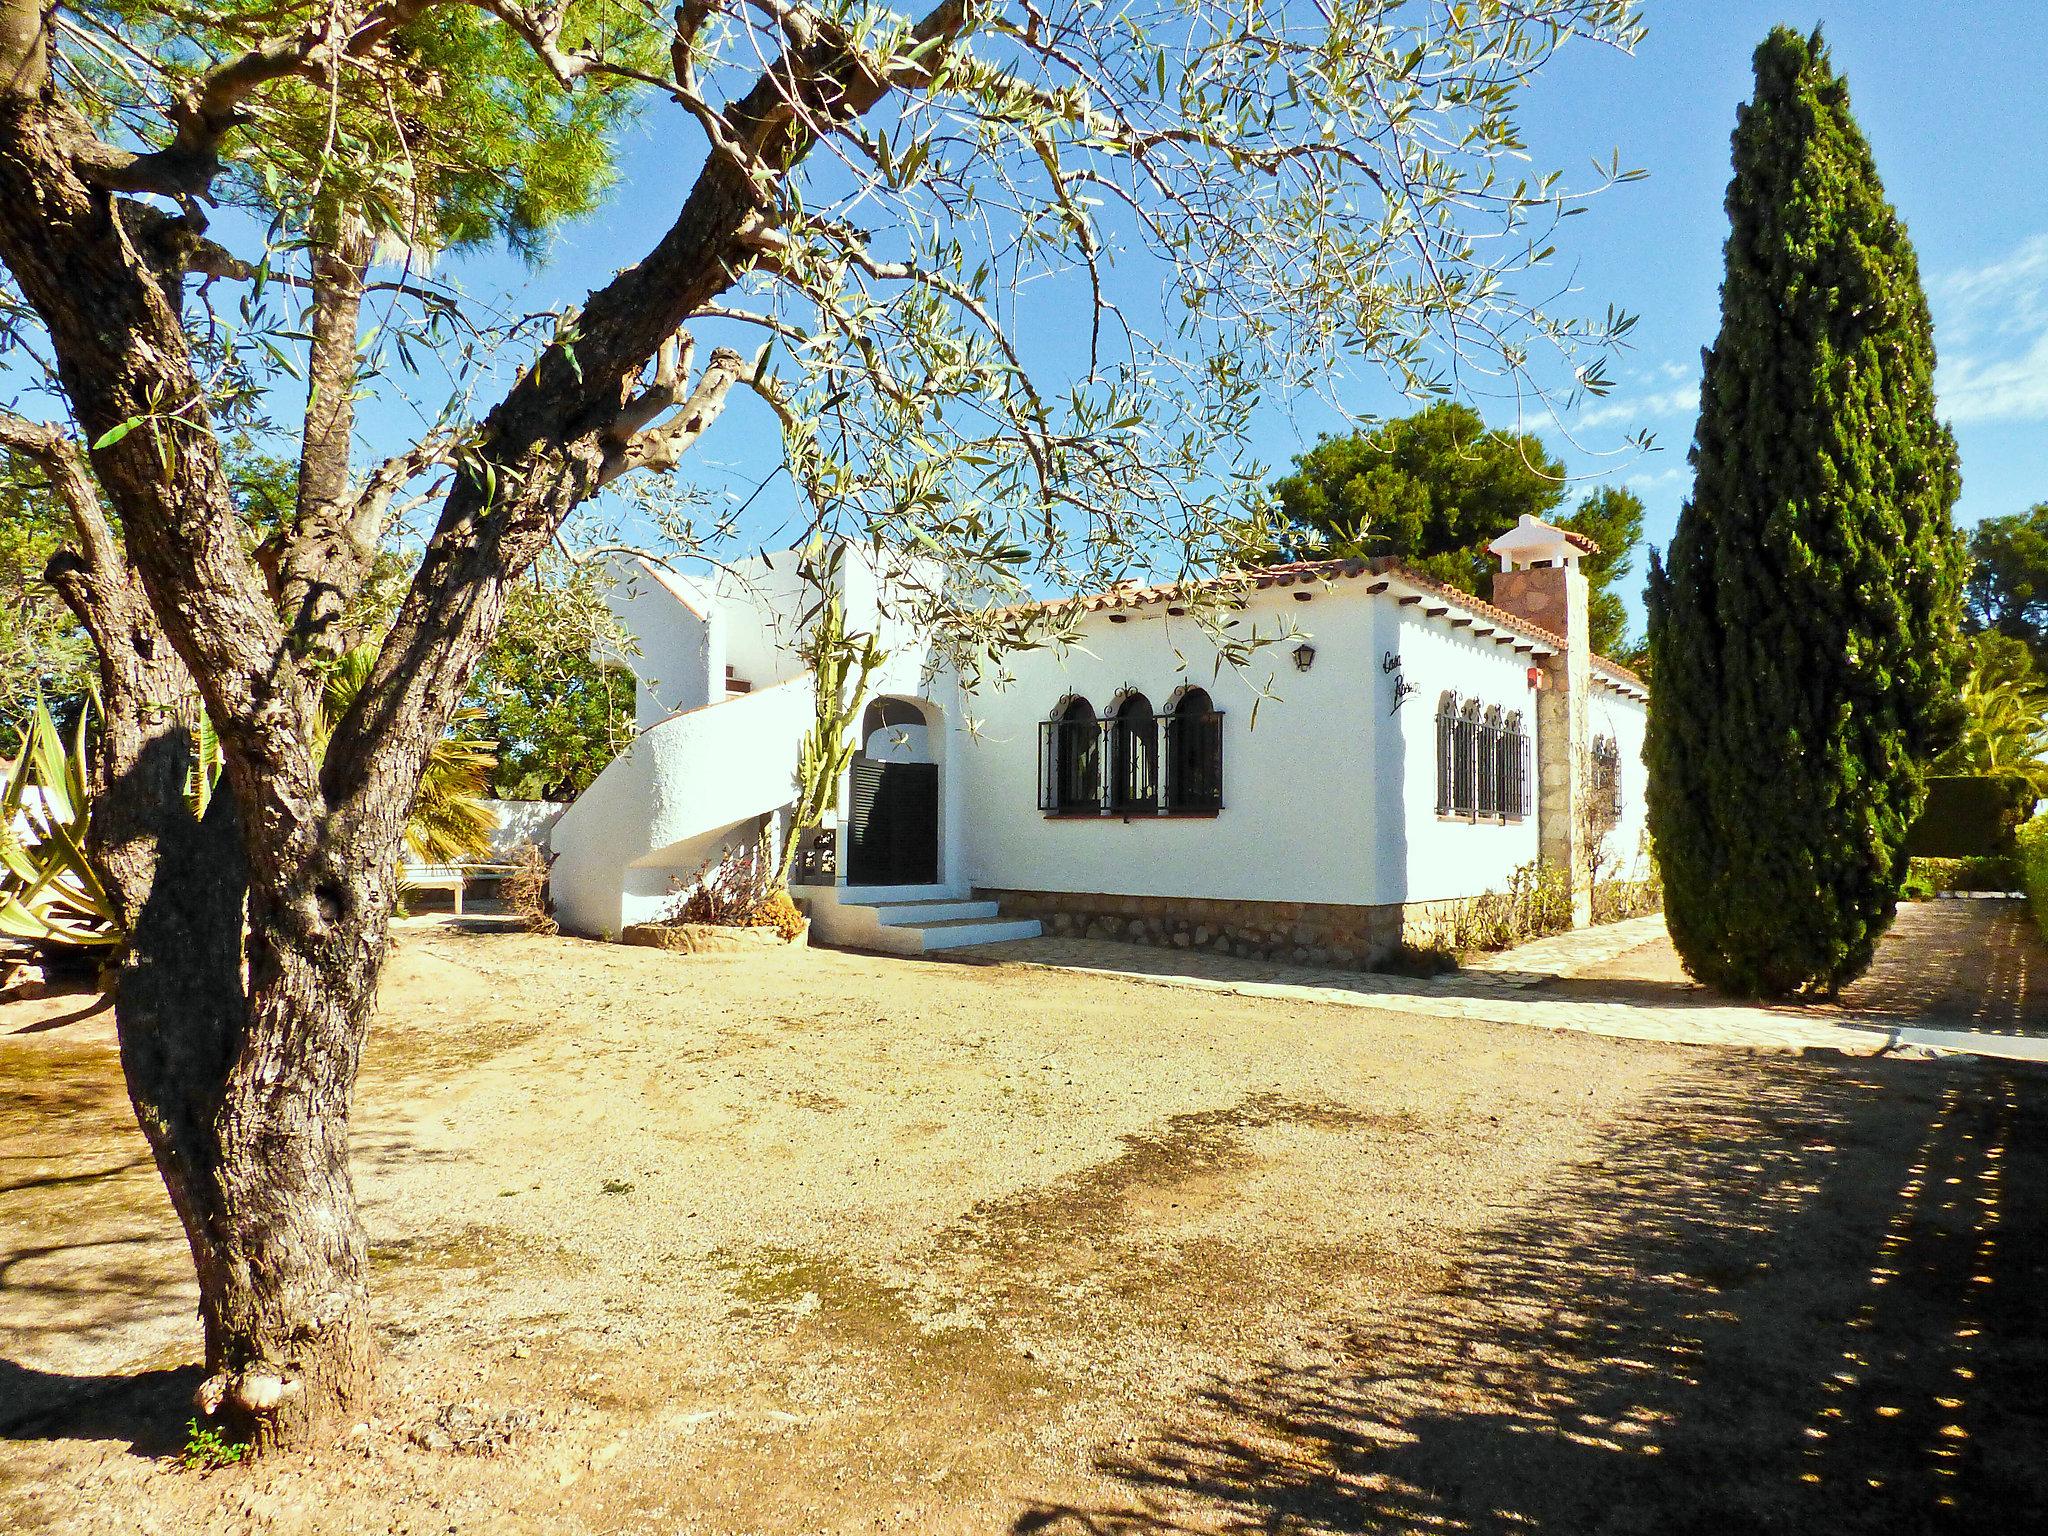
[1574,383,1698,430]
[1936,233,2048,425]
[1938,234,2048,329]
[1940,326,2048,426]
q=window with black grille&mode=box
[1165,690,1224,812]
[1037,691,1224,816]
[1109,694,1160,811]
[1037,697,1102,814]
[1438,692,1530,820]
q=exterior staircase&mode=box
[797,883,1041,954]
[548,676,813,937]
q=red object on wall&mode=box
[1527,665,1545,689]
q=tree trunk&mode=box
[265,233,375,653]
[29,424,387,1447]
[112,795,395,1446]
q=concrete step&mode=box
[834,883,963,906]
[911,916,1043,952]
[872,900,1002,927]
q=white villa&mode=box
[548,515,1651,964]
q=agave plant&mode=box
[0,693,121,949]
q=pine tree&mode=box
[1646,28,1964,999]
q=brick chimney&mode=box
[1488,515,1593,927]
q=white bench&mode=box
[401,863,517,916]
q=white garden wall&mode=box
[481,798,564,856]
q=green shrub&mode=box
[1643,30,1965,999]
[179,1418,246,1472]
[1901,856,2020,899]
[1406,862,1572,957]
[1906,775,2034,859]
[2018,820,2048,945]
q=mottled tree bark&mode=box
[0,80,390,1446]
[0,0,968,1449]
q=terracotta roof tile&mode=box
[997,556,1648,694]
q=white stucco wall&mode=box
[1384,605,1545,904]
[1590,682,1652,882]
[714,551,818,690]
[556,539,970,930]
[481,798,564,856]
[606,558,721,729]
[953,587,1381,905]
[953,582,1559,911]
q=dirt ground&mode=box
[3,912,2045,1534]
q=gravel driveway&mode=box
[3,908,2043,1533]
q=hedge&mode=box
[1901,856,2020,899]
[1906,775,2035,860]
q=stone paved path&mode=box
[951,901,2048,1062]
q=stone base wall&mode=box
[979,888,1471,969]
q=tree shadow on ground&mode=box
[0,1358,200,1455]
[1016,1058,2048,1535]
[1822,902,2048,1037]
[4,987,113,1035]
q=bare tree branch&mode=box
[597,339,765,485]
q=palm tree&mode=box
[319,646,498,865]
[1936,635,2048,799]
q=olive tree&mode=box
[0,0,1642,1446]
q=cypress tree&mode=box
[1645,28,1964,999]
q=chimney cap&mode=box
[1489,514,1591,572]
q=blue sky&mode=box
[347,5,2048,635]
[1514,2,2048,628]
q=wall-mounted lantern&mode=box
[1293,643,1317,673]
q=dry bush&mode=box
[500,842,557,935]
[1407,862,1573,956]
[664,838,804,936]
[1591,874,1664,924]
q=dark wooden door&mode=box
[848,759,939,885]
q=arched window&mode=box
[1165,688,1223,812]
[1039,697,1101,814]
[1456,699,1484,816]
[1500,712,1528,819]
[1478,707,1503,816]
[1590,734,1622,833]
[1435,693,1459,815]
[1109,693,1159,813]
